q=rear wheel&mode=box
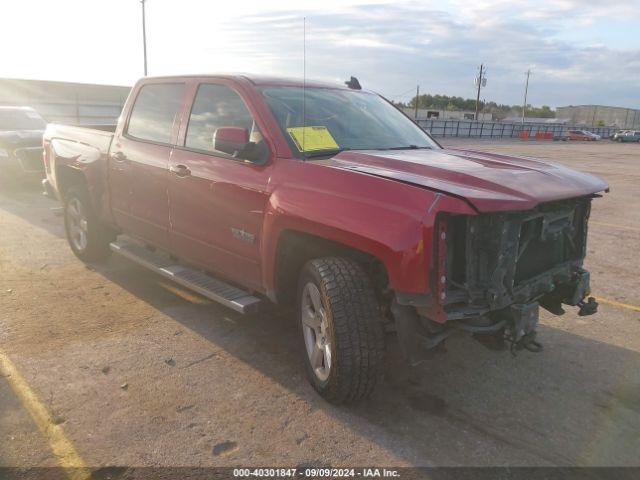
[298,257,384,404]
[64,186,114,262]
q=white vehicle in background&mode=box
[612,130,640,142]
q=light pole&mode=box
[141,0,148,76]
[521,69,531,125]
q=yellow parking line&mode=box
[591,221,640,232]
[157,279,210,304]
[595,296,640,313]
[0,349,91,480]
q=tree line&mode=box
[395,93,555,119]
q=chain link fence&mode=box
[417,118,617,139]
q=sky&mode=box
[1,0,639,108]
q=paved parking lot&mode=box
[1,139,639,472]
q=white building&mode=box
[0,78,131,125]
[400,107,493,121]
[556,105,640,129]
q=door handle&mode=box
[170,164,191,177]
[112,151,127,162]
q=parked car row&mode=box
[558,129,640,142]
[610,130,640,142]
[562,129,602,141]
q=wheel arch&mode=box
[272,229,390,307]
[55,164,87,200]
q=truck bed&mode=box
[45,123,115,155]
[43,123,117,202]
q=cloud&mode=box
[197,1,638,108]
[3,0,635,108]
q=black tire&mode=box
[64,185,114,262]
[297,257,384,404]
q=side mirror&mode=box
[213,126,267,164]
[214,126,249,156]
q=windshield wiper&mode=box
[302,145,429,159]
[303,148,348,160]
[383,145,431,150]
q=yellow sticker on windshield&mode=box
[286,126,339,152]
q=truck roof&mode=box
[139,74,358,91]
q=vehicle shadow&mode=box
[88,246,640,467]
[1,189,639,467]
[0,182,64,238]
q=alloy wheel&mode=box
[67,197,88,252]
[301,282,332,381]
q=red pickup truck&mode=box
[43,75,607,403]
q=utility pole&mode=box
[474,64,484,120]
[141,0,148,76]
[414,85,420,120]
[521,69,531,125]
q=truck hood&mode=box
[320,148,608,212]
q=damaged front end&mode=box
[394,195,599,365]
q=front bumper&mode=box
[42,178,56,199]
[393,196,598,364]
[1,147,45,180]
[14,147,45,173]
[394,269,596,365]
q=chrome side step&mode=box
[110,239,262,314]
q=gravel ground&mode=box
[0,139,639,469]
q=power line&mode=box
[390,87,417,99]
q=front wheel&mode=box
[64,186,114,262]
[298,257,384,404]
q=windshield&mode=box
[0,109,47,130]
[260,87,438,157]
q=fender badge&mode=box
[231,227,256,244]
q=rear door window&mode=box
[127,83,184,144]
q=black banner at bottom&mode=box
[1,467,639,480]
